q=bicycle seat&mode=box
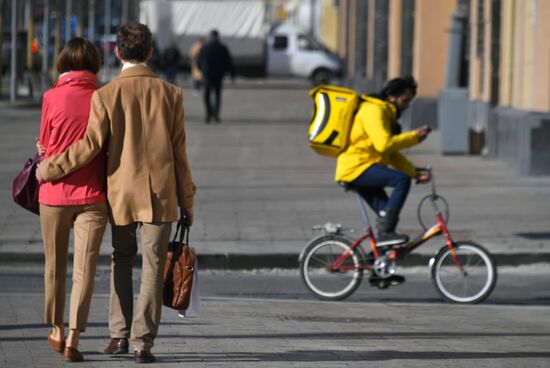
[337,181,355,192]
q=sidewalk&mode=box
[1,81,550,268]
[0,293,549,367]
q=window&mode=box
[273,35,288,50]
[298,35,320,51]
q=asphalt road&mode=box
[1,264,548,306]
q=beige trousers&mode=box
[108,222,172,351]
[40,202,108,331]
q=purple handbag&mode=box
[12,155,42,215]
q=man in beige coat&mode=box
[38,22,195,364]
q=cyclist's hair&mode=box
[378,75,417,100]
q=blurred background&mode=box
[1,0,550,176]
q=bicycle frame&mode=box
[330,168,465,273]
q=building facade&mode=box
[470,0,550,174]
[330,0,550,175]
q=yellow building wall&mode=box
[499,0,513,106]
[337,0,349,61]
[319,0,339,53]
[387,0,402,79]
[412,0,455,98]
[500,0,549,112]
[532,0,550,111]
[469,0,493,103]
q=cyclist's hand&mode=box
[415,125,431,142]
[416,170,431,184]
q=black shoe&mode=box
[369,274,406,288]
[134,350,155,364]
[103,338,129,355]
[377,232,409,246]
[214,115,221,123]
[376,208,409,246]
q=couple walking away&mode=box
[36,22,195,363]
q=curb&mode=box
[1,252,550,270]
[0,99,42,109]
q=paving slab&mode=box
[0,293,549,367]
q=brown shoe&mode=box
[64,347,84,362]
[103,338,129,355]
[134,350,155,363]
[47,332,65,353]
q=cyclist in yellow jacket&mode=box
[336,76,431,246]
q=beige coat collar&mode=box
[115,65,159,80]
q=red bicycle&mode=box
[299,167,497,304]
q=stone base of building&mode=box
[491,108,550,176]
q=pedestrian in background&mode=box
[198,29,235,123]
[189,37,204,92]
[37,22,196,364]
[37,37,108,363]
[162,42,182,84]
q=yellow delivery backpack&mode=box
[308,85,364,158]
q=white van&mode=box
[267,23,341,85]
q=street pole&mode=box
[25,0,33,70]
[310,0,315,35]
[0,0,4,96]
[52,0,60,79]
[65,0,72,43]
[76,1,83,37]
[42,0,49,75]
[25,0,35,98]
[122,0,128,24]
[10,0,17,102]
[103,0,111,82]
[89,0,95,43]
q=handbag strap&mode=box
[172,222,190,245]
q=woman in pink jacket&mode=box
[37,37,107,363]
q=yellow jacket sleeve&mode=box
[361,104,419,153]
[390,151,417,178]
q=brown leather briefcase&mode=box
[163,224,196,310]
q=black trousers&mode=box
[203,79,222,121]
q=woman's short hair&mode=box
[116,22,152,62]
[56,37,101,74]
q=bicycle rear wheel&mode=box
[431,241,497,304]
[300,235,364,301]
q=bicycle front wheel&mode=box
[300,235,363,301]
[431,241,497,304]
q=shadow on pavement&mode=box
[152,349,550,363]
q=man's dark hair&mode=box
[57,37,101,74]
[210,29,219,41]
[378,75,417,100]
[116,22,152,62]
